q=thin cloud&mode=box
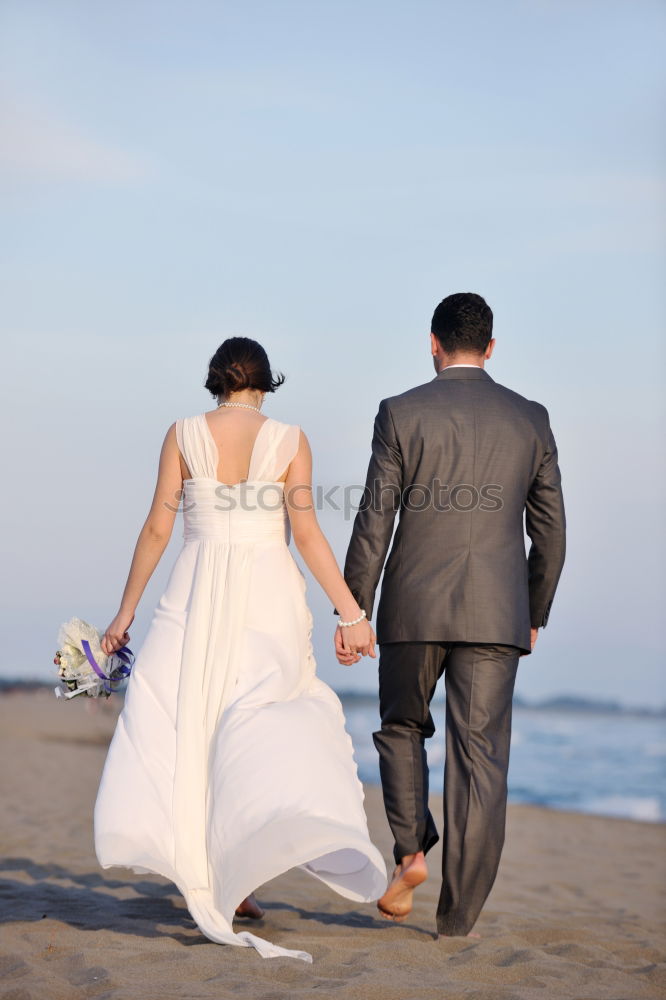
[0,97,151,184]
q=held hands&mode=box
[334,621,376,666]
[102,609,135,656]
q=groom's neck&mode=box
[437,352,486,373]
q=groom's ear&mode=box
[430,331,439,357]
[485,338,496,360]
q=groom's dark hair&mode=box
[431,293,493,355]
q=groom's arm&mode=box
[525,411,566,629]
[342,399,403,621]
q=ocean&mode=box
[340,695,666,823]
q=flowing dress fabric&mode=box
[94,415,386,961]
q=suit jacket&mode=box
[343,366,566,654]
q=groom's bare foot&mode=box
[234,894,264,920]
[377,851,428,922]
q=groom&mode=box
[336,292,566,937]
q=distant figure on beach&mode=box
[94,337,387,962]
[338,292,566,936]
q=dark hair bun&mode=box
[205,337,285,398]
[206,362,250,396]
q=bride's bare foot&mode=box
[377,851,428,922]
[234,894,265,920]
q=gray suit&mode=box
[343,366,566,934]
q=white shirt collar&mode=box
[440,363,484,370]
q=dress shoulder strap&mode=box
[249,420,301,483]
[175,414,218,480]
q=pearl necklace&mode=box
[217,400,263,413]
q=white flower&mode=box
[58,642,87,672]
[58,618,108,669]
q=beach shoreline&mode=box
[1,689,664,999]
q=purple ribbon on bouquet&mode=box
[81,639,134,694]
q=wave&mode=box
[575,795,663,823]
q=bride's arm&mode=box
[101,423,183,655]
[284,431,375,658]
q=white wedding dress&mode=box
[94,413,386,962]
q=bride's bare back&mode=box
[178,409,288,487]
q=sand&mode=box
[0,689,664,1000]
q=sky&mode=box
[1,0,664,706]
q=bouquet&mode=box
[54,617,134,699]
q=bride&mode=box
[94,337,387,962]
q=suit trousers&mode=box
[373,641,519,936]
